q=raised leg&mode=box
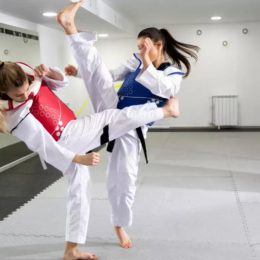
[58,0,117,112]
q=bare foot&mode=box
[64,244,98,260]
[115,226,132,249]
[57,0,84,35]
[163,97,180,118]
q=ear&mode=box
[156,40,163,51]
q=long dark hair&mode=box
[138,27,199,77]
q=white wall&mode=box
[95,22,260,127]
[0,30,40,65]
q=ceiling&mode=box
[105,0,260,25]
[0,0,125,36]
[0,0,259,38]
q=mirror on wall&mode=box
[0,23,40,149]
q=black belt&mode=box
[107,126,148,164]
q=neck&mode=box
[153,54,166,69]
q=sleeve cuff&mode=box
[59,150,76,174]
[136,63,158,87]
[67,31,98,45]
[43,67,69,89]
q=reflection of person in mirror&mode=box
[58,0,199,252]
[0,60,179,260]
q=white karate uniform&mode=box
[3,66,165,243]
[68,32,183,228]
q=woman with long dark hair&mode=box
[58,0,199,250]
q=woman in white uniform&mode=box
[57,0,199,250]
[0,59,179,260]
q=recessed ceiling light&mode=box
[98,34,109,38]
[43,12,57,17]
[211,16,222,21]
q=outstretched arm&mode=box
[34,64,63,80]
[65,58,137,82]
[11,113,100,173]
[34,64,69,90]
[110,57,138,82]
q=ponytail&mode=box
[138,27,199,77]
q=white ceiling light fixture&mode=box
[98,34,109,38]
[211,16,222,21]
[42,12,57,17]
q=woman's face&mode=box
[6,79,30,102]
[137,36,163,62]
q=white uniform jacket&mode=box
[110,54,184,99]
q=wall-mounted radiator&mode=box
[212,95,239,129]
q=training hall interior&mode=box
[0,0,260,259]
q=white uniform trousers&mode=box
[106,129,146,227]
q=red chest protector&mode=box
[30,81,76,141]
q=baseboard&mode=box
[0,142,32,167]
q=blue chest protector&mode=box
[117,62,170,109]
